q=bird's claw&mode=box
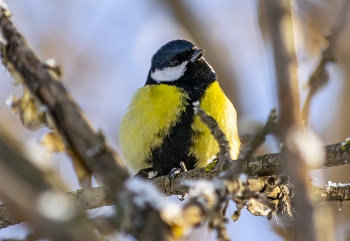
[168,162,188,201]
[177,194,187,201]
[168,167,182,185]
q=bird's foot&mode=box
[168,162,188,201]
[168,167,182,183]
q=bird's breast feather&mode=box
[119,84,189,172]
[190,81,240,167]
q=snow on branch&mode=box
[150,141,350,196]
[1,176,349,229]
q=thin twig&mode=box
[238,109,278,163]
[221,109,277,181]
[301,0,350,125]
[193,101,278,179]
[193,101,232,167]
[183,105,278,239]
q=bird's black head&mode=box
[145,40,216,99]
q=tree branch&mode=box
[313,184,350,202]
[0,128,100,241]
[0,3,170,240]
[150,141,350,196]
[301,0,350,125]
[264,1,317,240]
[0,0,127,195]
[1,177,349,229]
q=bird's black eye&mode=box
[169,58,179,67]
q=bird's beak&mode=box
[190,49,205,63]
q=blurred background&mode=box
[0,0,349,240]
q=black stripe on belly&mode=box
[148,101,196,176]
[148,84,210,176]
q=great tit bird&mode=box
[119,39,240,178]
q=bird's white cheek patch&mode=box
[151,60,188,82]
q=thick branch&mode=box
[151,141,350,196]
[0,4,170,241]
[0,186,108,229]
[1,178,350,229]
[264,1,316,240]
[313,184,350,202]
[0,1,128,196]
[0,128,99,241]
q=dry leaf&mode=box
[41,131,65,153]
[6,90,46,130]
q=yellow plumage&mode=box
[190,81,240,167]
[119,81,239,173]
[119,84,189,172]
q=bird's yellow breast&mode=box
[190,81,240,167]
[119,81,240,173]
[119,84,189,172]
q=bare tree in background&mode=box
[0,0,350,241]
